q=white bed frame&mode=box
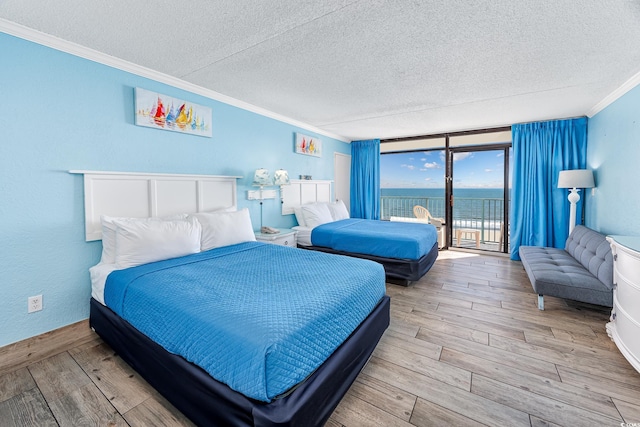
[281,179,333,215]
[69,170,241,241]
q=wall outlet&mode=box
[28,295,42,313]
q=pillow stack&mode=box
[99,208,256,268]
[294,200,350,227]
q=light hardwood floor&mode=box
[2,251,639,426]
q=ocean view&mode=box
[381,187,504,199]
[381,187,508,231]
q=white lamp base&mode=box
[567,187,581,235]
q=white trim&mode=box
[587,69,640,117]
[1,19,350,143]
[69,170,242,179]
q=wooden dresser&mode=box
[606,235,640,373]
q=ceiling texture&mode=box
[2,0,640,141]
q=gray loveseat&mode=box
[519,225,613,310]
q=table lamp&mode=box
[273,169,290,203]
[252,168,272,229]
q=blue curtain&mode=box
[350,139,380,219]
[510,117,588,260]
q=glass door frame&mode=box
[380,126,511,252]
[445,143,511,253]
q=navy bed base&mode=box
[89,295,390,426]
[300,241,439,286]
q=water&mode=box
[381,187,503,199]
[381,187,506,231]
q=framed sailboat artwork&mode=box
[134,88,213,138]
[295,133,322,157]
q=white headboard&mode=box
[281,179,333,215]
[70,170,241,241]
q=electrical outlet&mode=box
[28,295,42,313]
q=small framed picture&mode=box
[295,133,322,157]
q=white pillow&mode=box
[328,200,350,221]
[293,206,306,227]
[191,208,256,251]
[301,203,334,228]
[113,217,201,268]
[100,214,188,264]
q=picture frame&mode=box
[295,133,322,157]
[134,88,212,138]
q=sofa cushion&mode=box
[564,225,614,289]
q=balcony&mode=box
[381,195,507,252]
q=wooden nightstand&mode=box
[254,229,297,248]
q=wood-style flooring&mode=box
[2,250,640,426]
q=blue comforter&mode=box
[104,241,386,402]
[311,219,437,260]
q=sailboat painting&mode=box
[134,88,212,138]
[295,133,322,157]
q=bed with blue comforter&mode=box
[91,241,390,426]
[307,218,439,284]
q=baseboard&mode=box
[0,320,98,376]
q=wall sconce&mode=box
[558,169,595,235]
[247,168,276,229]
[273,169,290,203]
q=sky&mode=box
[381,149,512,189]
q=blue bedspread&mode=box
[104,242,385,402]
[311,219,437,260]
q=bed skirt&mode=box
[89,295,390,426]
[299,241,439,286]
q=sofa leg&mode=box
[538,295,544,310]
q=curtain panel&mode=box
[350,139,380,219]
[510,117,588,260]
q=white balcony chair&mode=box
[413,205,445,248]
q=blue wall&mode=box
[586,84,640,235]
[0,33,349,347]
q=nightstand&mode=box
[254,229,297,248]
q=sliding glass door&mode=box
[448,145,510,252]
[380,128,511,253]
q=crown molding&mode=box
[0,19,350,143]
[587,69,640,117]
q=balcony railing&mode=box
[381,196,506,249]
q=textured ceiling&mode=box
[2,0,640,141]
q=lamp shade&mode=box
[252,168,272,186]
[274,169,290,186]
[558,169,595,189]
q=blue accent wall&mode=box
[586,84,640,235]
[0,33,349,347]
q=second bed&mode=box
[296,218,439,285]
